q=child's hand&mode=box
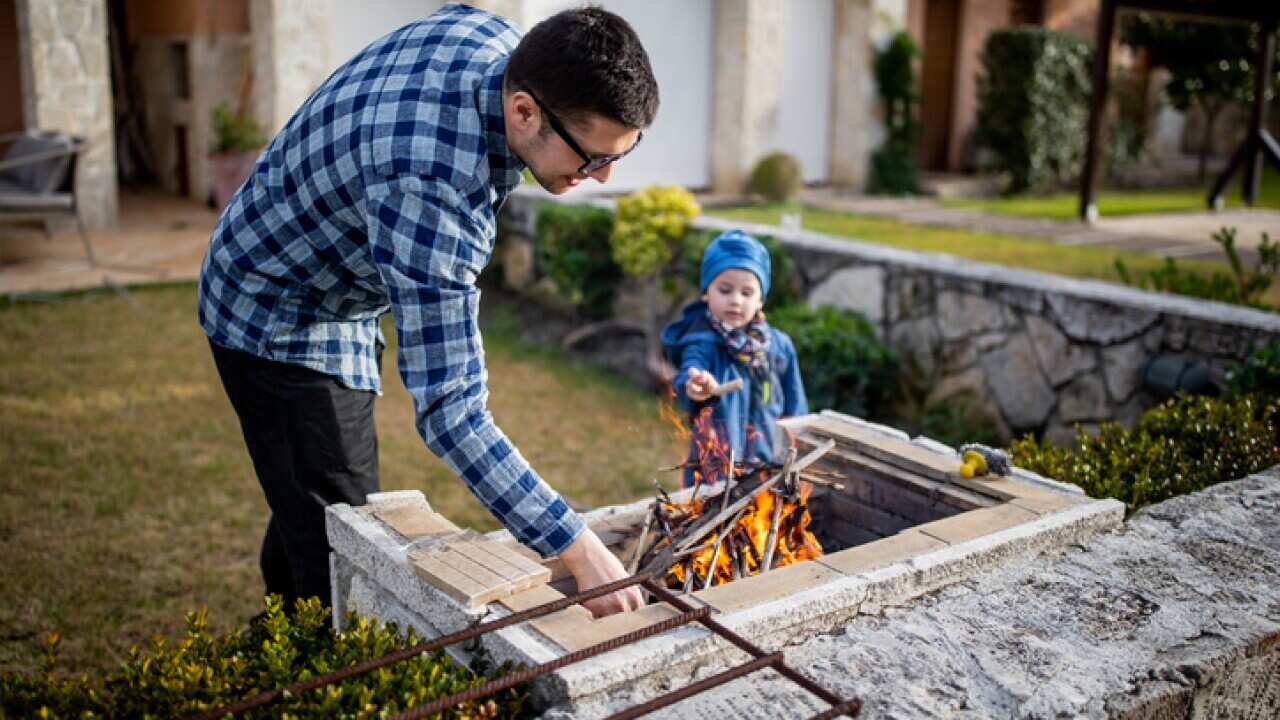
[685,368,718,402]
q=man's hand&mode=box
[559,529,644,617]
[685,367,719,402]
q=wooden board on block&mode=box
[803,415,961,482]
[410,536,551,610]
[374,506,461,540]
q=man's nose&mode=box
[588,162,614,184]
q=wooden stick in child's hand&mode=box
[709,378,744,397]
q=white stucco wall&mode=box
[329,0,445,73]
[776,0,834,184]
[522,0,714,194]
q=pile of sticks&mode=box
[626,439,837,590]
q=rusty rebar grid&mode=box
[193,571,862,720]
[389,607,713,720]
[644,580,861,718]
[193,572,654,720]
[603,652,783,720]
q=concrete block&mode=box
[695,560,844,615]
[817,530,948,576]
[915,503,1039,545]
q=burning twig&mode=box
[674,439,834,556]
[719,449,736,513]
[760,489,785,573]
[627,506,655,574]
[701,506,747,590]
[709,378,744,397]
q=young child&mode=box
[661,229,808,487]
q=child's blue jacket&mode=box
[661,301,808,477]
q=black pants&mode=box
[209,340,380,611]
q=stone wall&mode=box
[249,0,333,136]
[15,0,117,229]
[499,190,1280,444]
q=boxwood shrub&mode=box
[1010,393,1280,512]
[975,27,1092,192]
[535,203,622,318]
[769,304,898,420]
[0,596,531,719]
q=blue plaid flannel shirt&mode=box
[198,3,585,557]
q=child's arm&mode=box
[673,343,719,408]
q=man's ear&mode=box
[507,91,538,132]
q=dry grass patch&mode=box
[0,283,681,675]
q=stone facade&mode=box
[15,0,117,229]
[499,190,1280,444]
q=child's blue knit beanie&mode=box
[699,230,771,297]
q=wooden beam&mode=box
[1080,0,1117,223]
[1243,17,1278,205]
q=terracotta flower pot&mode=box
[208,149,261,210]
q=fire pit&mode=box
[325,411,1124,716]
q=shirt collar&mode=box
[478,55,525,190]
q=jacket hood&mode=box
[661,300,723,352]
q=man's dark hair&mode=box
[505,7,659,129]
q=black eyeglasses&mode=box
[527,91,643,175]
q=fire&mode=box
[657,391,823,589]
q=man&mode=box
[199,4,656,618]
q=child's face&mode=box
[703,268,763,330]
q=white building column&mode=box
[709,0,787,195]
[15,0,117,229]
[251,0,334,136]
[829,0,907,190]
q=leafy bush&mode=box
[769,304,898,419]
[536,203,622,318]
[975,28,1092,192]
[1226,340,1280,399]
[746,152,803,203]
[870,31,921,195]
[681,230,802,311]
[1114,227,1279,310]
[211,102,266,154]
[1010,394,1280,512]
[610,185,702,278]
[0,596,531,719]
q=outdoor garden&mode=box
[3,9,1280,720]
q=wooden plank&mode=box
[449,541,530,582]
[411,553,492,607]
[497,584,565,613]
[472,538,550,577]
[374,506,460,540]
[804,416,963,482]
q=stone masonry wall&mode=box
[498,191,1280,444]
[15,0,117,230]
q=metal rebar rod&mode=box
[193,573,655,720]
[643,580,859,715]
[388,607,712,720]
[602,652,784,720]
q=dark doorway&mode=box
[0,0,23,137]
[920,0,959,171]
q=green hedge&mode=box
[1010,393,1280,512]
[536,203,622,318]
[769,304,898,419]
[975,28,1092,192]
[1,597,531,719]
[869,31,921,195]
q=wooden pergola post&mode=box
[1081,1,1280,221]
[1079,0,1117,223]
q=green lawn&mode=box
[0,283,682,676]
[941,165,1280,220]
[707,203,1280,309]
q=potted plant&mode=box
[208,101,266,209]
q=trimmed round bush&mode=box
[746,152,803,203]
